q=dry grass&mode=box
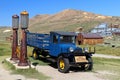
[28,9,120,33]
[93,57,120,80]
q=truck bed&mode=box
[26,32,50,50]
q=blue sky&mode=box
[0,0,120,26]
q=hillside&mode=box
[1,9,120,41]
[0,27,12,41]
[29,9,120,33]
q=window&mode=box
[53,35,58,43]
[60,35,75,43]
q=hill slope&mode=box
[29,9,120,33]
[1,9,120,40]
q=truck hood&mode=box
[60,44,76,53]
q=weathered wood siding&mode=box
[83,39,103,45]
[76,33,103,45]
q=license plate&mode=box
[75,56,88,63]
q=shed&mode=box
[77,33,103,45]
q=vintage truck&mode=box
[27,31,95,73]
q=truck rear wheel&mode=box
[87,57,93,70]
[32,49,39,60]
[57,56,70,73]
[81,57,93,71]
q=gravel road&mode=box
[35,54,120,80]
[93,54,120,59]
[36,65,104,80]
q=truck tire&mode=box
[81,57,93,71]
[87,57,93,70]
[41,50,48,57]
[32,49,39,60]
[57,56,70,73]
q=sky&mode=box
[0,0,120,26]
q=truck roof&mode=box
[50,31,77,36]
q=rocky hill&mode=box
[29,9,120,33]
[1,9,120,39]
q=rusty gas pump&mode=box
[18,11,29,66]
[11,15,19,61]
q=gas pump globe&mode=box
[20,11,29,29]
[12,15,19,29]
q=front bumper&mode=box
[70,61,92,67]
[68,52,93,67]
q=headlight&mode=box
[69,47,74,52]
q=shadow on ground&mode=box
[32,56,88,72]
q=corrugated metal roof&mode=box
[79,33,103,39]
[112,32,120,35]
[95,23,107,28]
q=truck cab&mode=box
[49,31,77,57]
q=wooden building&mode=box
[112,32,120,36]
[77,33,103,45]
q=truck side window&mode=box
[53,35,58,43]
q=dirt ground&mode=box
[0,62,37,80]
[36,65,104,80]
[0,62,104,80]
[0,54,119,80]
[36,54,120,80]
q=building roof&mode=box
[50,31,77,36]
[95,23,107,28]
[78,33,103,39]
[112,32,120,35]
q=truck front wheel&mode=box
[57,56,70,73]
[81,57,93,71]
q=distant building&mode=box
[91,23,120,37]
[77,33,103,45]
[112,32,120,36]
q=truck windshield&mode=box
[60,35,75,43]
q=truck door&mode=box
[50,34,60,57]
